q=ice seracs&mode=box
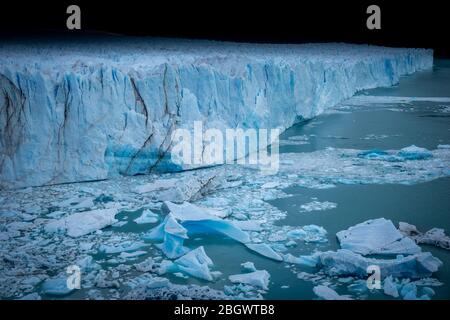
[336,218,421,255]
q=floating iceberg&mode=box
[144,214,189,259]
[228,270,270,290]
[99,240,150,254]
[313,285,352,300]
[241,262,257,272]
[314,249,442,279]
[398,145,433,161]
[336,218,421,256]
[299,201,337,213]
[44,207,119,237]
[134,209,159,224]
[399,222,450,250]
[160,201,250,243]
[383,276,399,298]
[159,246,215,281]
[41,277,74,296]
[286,225,328,243]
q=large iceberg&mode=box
[0,38,433,189]
[336,218,421,256]
[306,249,442,279]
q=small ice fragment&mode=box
[383,276,399,298]
[300,201,337,213]
[134,209,159,224]
[313,285,352,300]
[41,277,74,296]
[241,262,257,272]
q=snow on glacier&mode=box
[0,38,433,188]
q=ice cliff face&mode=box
[0,38,433,188]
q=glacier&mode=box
[0,38,433,189]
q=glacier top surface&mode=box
[0,37,432,74]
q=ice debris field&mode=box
[1,38,449,300]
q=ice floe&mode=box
[286,225,328,243]
[299,201,337,213]
[313,285,352,300]
[336,218,421,255]
[134,209,159,224]
[45,207,119,237]
[306,249,442,279]
[399,222,450,250]
[41,277,74,296]
[228,270,270,290]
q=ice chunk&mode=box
[161,201,250,243]
[99,240,150,254]
[134,173,223,203]
[245,243,283,261]
[317,249,442,279]
[144,214,189,259]
[287,225,328,243]
[400,282,418,300]
[383,276,399,298]
[284,252,321,267]
[337,218,421,255]
[399,222,450,250]
[232,220,264,231]
[229,270,270,290]
[134,209,159,224]
[398,145,433,160]
[313,285,352,300]
[44,208,119,237]
[241,262,257,272]
[300,201,337,213]
[41,277,74,296]
[159,246,214,281]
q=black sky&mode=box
[1,1,449,57]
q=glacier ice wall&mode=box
[0,38,433,188]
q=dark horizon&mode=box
[1,1,449,58]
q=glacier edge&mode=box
[0,39,433,188]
